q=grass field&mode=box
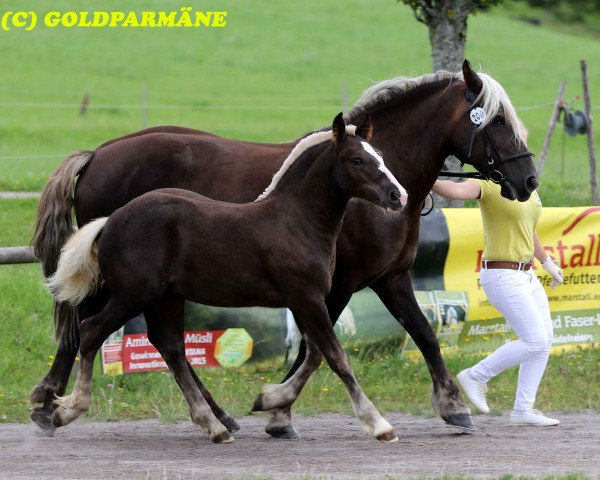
[1,1,599,424]
[0,0,599,202]
[1,199,599,423]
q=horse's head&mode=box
[332,112,407,211]
[451,60,538,201]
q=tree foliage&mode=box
[401,0,503,28]
[516,0,600,22]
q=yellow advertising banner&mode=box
[442,206,600,351]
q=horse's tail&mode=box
[32,150,94,277]
[32,150,94,344]
[47,217,108,313]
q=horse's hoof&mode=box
[30,406,56,437]
[30,384,48,405]
[251,393,264,412]
[211,430,234,444]
[445,413,477,432]
[376,430,398,443]
[265,424,299,440]
[221,416,241,433]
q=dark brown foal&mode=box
[48,114,407,443]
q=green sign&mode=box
[215,328,253,368]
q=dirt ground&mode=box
[1,412,599,479]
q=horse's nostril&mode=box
[527,175,539,191]
[389,189,400,204]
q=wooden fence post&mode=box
[0,246,37,264]
[536,81,566,178]
[581,60,598,205]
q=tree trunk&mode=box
[428,2,471,208]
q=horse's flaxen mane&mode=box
[349,71,461,119]
[350,69,524,141]
[254,125,357,202]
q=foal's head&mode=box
[332,113,407,211]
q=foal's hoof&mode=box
[210,430,235,444]
[221,416,241,433]
[376,430,398,443]
[445,413,477,432]
[265,424,299,440]
[30,406,56,437]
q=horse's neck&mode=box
[268,146,348,245]
[359,85,461,201]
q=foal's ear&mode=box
[355,113,373,141]
[462,59,483,95]
[332,112,346,142]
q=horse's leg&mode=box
[258,286,353,439]
[144,304,240,434]
[253,330,323,413]
[51,299,136,428]
[144,296,232,444]
[30,289,109,436]
[291,300,397,443]
[186,364,240,433]
[371,271,475,430]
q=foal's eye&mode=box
[351,157,363,166]
[492,116,505,126]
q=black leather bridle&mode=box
[439,89,535,184]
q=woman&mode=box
[432,177,563,426]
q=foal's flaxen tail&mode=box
[32,150,94,344]
[47,217,108,307]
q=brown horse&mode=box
[31,60,537,437]
[47,114,406,443]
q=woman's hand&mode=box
[542,256,564,287]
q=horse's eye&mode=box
[492,116,505,126]
[351,157,363,166]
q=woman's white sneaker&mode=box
[457,369,490,414]
[510,409,559,426]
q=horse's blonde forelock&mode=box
[476,73,525,143]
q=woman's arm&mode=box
[432,179,481,201]
[533,232,548,264]
[535,232,564,287]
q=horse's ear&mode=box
[462,59,483,95]
[355,113,373,141]
[332,112,346,142]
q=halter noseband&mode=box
[439,89,534,184]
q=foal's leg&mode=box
[253,332,323,411]
[144,304,240,435]
[292,300,397,443]
[30,290,109,435]
[371,271,475,430]
[144,297,233,444]
[52,299,136,428]
[257,286,353,439]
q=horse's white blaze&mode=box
[361,141,408,205]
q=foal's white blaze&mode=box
[361,141,408,205]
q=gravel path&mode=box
[1,412,598,479]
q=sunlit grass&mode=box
[0,0,598,207]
